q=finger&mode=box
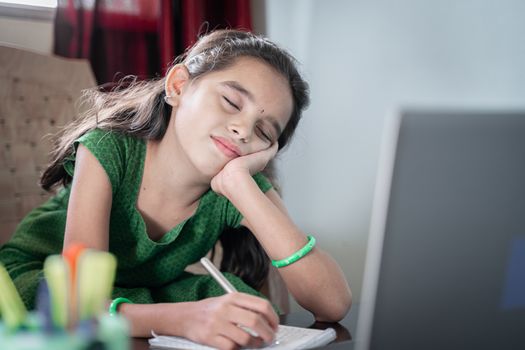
[209,334,239,350]
[246,142,279,175]
[262,142,279,162]
[219,321,263,348]
[225,304,276,344]
[246,336,265,348]
[228,293,279,330]
[269,141,279,155]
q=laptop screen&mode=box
[357,111,525,350]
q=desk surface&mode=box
[132,305,358,349]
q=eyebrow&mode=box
[221,80,283,137]
[222,81,254,102]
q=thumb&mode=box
[265,142,279,162]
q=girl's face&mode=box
[168,56,294,178]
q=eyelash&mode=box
[257,126,272,142]
[223,96,240,111]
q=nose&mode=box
[228,118,252,143]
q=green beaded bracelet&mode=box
[271,235,316,268]
[109,297,133,316]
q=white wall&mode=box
[0,15,53,53]
[265,0,525,307]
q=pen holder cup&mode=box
[0,313,130,350]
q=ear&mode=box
[164,64,190,106]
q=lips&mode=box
[211,136,241,158]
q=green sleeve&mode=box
[151,272,263,302]
[0,245,155,309]
[225,172,273,228]
[63,129,127,195]
[253,172,273,193]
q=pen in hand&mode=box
[200,257,279,345]
[200,257,237,293]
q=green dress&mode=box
[0,129,272,309]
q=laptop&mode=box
[354,110,525,350]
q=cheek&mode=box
[173,103,203,135]
[175,94,220,131]
[247,140,272,155]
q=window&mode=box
[0,0,57,21]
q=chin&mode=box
[194,160,225,181]
[187,144,230,181]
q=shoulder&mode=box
[76,128,137,152]
[63,128,145,193]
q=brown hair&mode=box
[41,29,309,190]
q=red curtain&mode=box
[54,0,253,84]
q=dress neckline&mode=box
[132,138,209,245]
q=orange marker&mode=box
[62,243,87,328]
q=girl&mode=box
[0,30,351,349]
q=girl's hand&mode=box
[211,142,278,196]
[179,293,279,350]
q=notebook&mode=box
[149,324,336,350]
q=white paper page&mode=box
[149,325,336,350]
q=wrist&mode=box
[109,297,133,315]
[154,302,196,337]
[170,301,198,337]
[152,302,184,336]
[220,169,255,198]
[118,302,185,337]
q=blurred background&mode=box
[1,0,524,311]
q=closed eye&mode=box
[257,126,272,142]
[223,96,240,111]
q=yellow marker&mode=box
[77,250,117,321]
[0,263,27,330]
[43,255,70,329]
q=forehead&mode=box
[201,56,294,124]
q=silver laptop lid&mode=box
[356,110,525,350]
